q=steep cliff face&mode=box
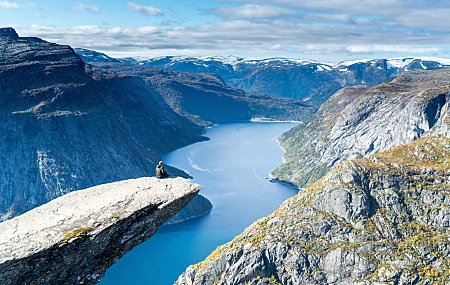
[166,193,213,225]
[92,63,316,127]
[0,27,87,90]
[336,58,448,87]
[0,177,202,285]
[0,28,205,221]
[228,60,342,106]
[177,136,450,285]
[273,69,450,187]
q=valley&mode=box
[0,28,310,223]
[76,48,450,106]
[99,122,299,285]
[1,17,450,285]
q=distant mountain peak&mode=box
[336,56,450,68]
[74,48,120,63]
[0,27,19,38]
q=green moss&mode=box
[61,226,94,243]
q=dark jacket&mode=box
[156,164,168,179]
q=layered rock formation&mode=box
[273,69,450,187]
[0,28,207,221]
[0,177,201,285]
[177,136,450,284]
[88,63,316,127]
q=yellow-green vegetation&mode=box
[187,135,450,284]
[417,86,450,101]
[193,244,229,270]
[240,275,282,285]
[61,226,94,243]
[356,135,450,172]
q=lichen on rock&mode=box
[177,136,450,285]
[273,69,450,188]
[0,177,202,285]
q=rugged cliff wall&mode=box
[273,69,450,187]
[0,28,206,221]
[0,177,201,285]
[177,136,450,284]
[91,63,316,127]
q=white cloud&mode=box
[74,3,101,14]
[220,0,450,31]
[346,45,441,54]
[4,0,447,62]
[126,2,162,16]
[304,13,351,24]
[0,1,18,9]
[213,4,294,20]
[297,44,442,55]
[270,44,282,50]
[12,21,450,61]
[224,0,428,16]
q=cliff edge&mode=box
[177,136,450,284]
[0,177,201,285]
[0,27,204,221]
[273,68,450,187]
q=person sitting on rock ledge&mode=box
[156,161,169,179]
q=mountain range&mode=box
[0,27,204,220]
[177,68,450,285]
[3,27,450,285]
[0,28,313,221]
[91,62,315,126]
[273,69,450,187]
[75,48,450,107]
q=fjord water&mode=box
[100,122,298,285]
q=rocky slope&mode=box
[166,191,213,225]
[0,177,202,285]
[273,68,450,187]
[177,136,450,285]
[92,63,316,127]
[75,49,450,106]
[73,48,120,63]
[0,28,209,221]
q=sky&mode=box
[2,0,450,62]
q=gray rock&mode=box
[166,194,213,225]
[76,49,450,107]
[273,69,450,188]
[90,63,317,127]
[0,28,206,221]
[0,177,202,285]
[177,136,450,285]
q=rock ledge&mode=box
[0,177,202,285]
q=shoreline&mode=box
[276,138,287,163]
[250,117,304,124]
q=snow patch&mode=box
[336,59,373,67]
[316,65,332,72]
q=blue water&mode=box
[100,122,298,285]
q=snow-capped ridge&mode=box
[337,56,450,68]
